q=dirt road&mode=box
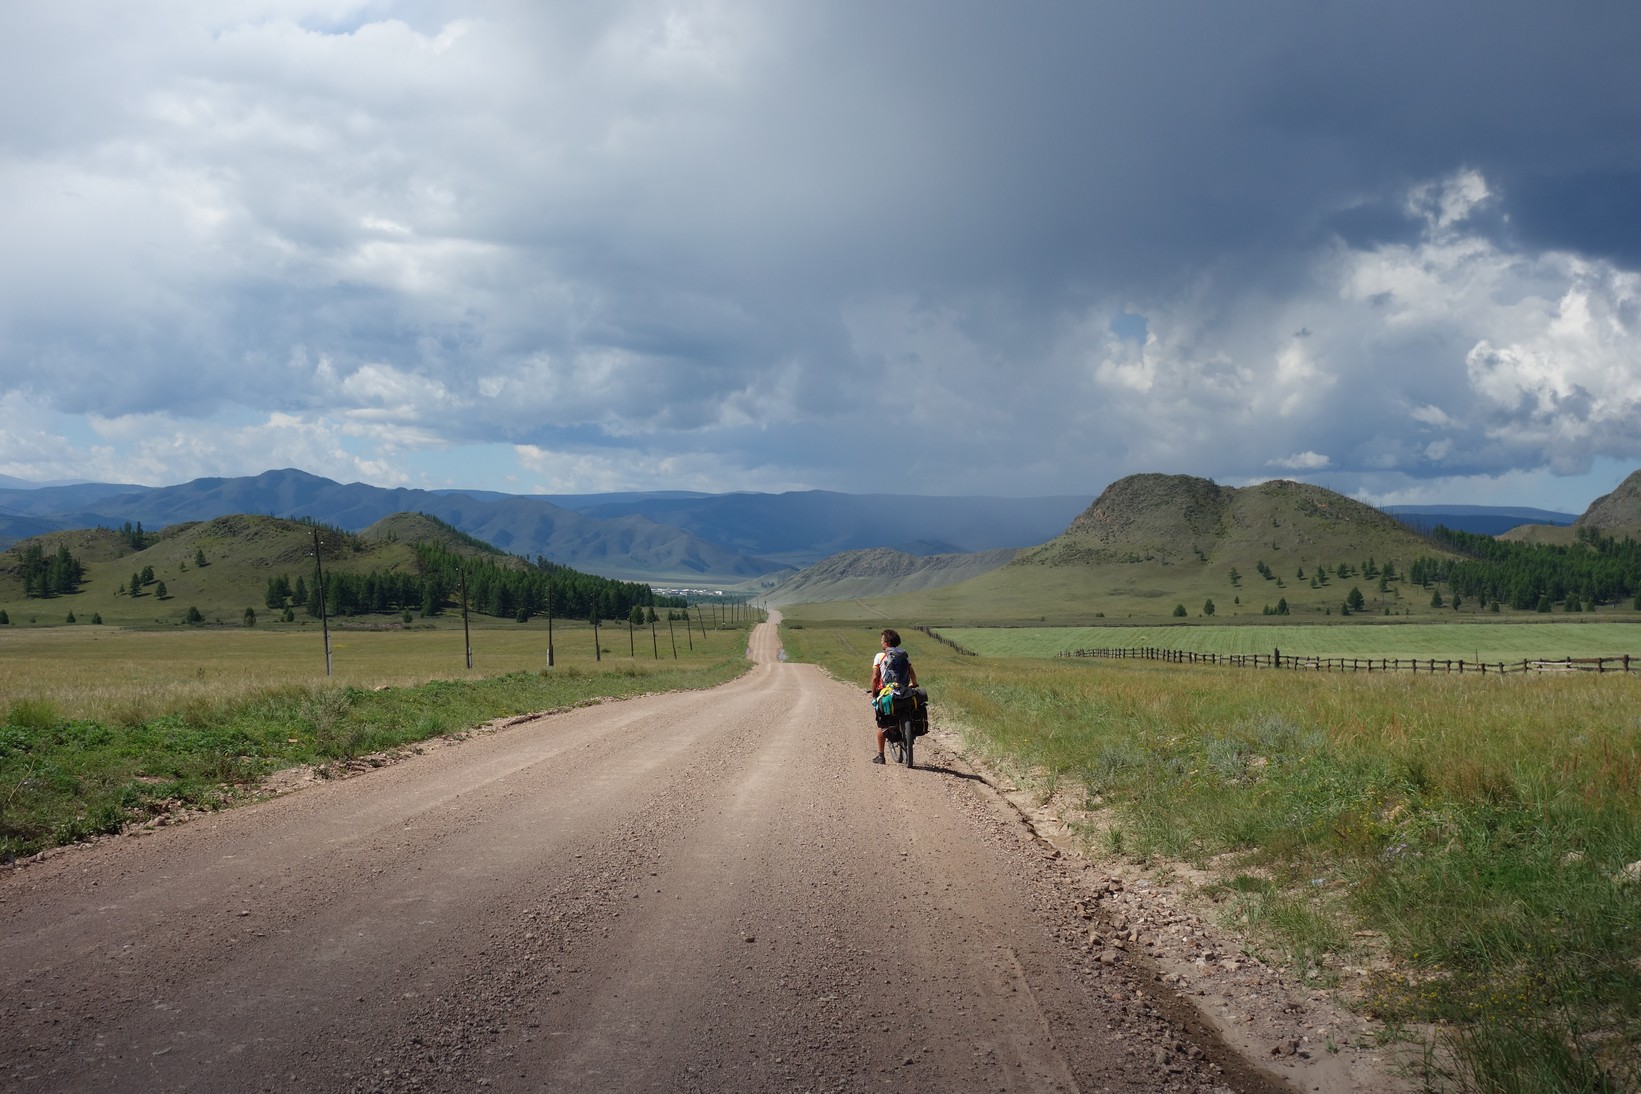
[1,621,1286,1093]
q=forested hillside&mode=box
[1412,526,1641,611]
[1,513,683,628]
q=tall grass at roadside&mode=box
[1,624,752,860]
[782,622,1641,1092]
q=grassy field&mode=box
[773,571,1641,628]
[782,620,1641,1092]
[0,617,753,861]
[937,621,1641,663]
[0,616,720,720]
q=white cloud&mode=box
[0,5,1638,509]
[1406,168,1491,231]
[1270,451,1331,471]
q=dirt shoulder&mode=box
[930,722,1427,1094]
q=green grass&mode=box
[782,620,1641,1093]
[938,622,1641,663]
[0,620,752,860]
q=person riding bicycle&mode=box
[868,628,918,764]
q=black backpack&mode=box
[880,647,911,690]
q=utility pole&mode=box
[460,568,472,669]
[546,585,555,668]
[312,528,332,676]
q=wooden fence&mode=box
[1059,647,1639,675]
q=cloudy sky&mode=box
[2,2,1639,512]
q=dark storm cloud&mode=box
[1506,170,1641,266]
[0,1,1637,508]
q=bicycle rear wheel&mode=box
[899,717,915,768]
[885,725,904,764]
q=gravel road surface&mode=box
[2,620,1290,1093]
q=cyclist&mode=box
[868,628,917,764]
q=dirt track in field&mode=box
[3,619,1331,1093]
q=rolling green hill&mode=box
[782,474,1464,625]
[0,515,416,627]
[1502,469,1641,545]
[0,512,660,629]
[1577,469,1641,535]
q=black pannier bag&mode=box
[871,685,929,736]
[893,686,930,737]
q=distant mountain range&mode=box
[4,466,1631,588]
[0,469,1089,583]
[1381,504,1576,535]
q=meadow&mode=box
[783,619,1641,1093]
[0,616,752,861]
[937,621,1641,663]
